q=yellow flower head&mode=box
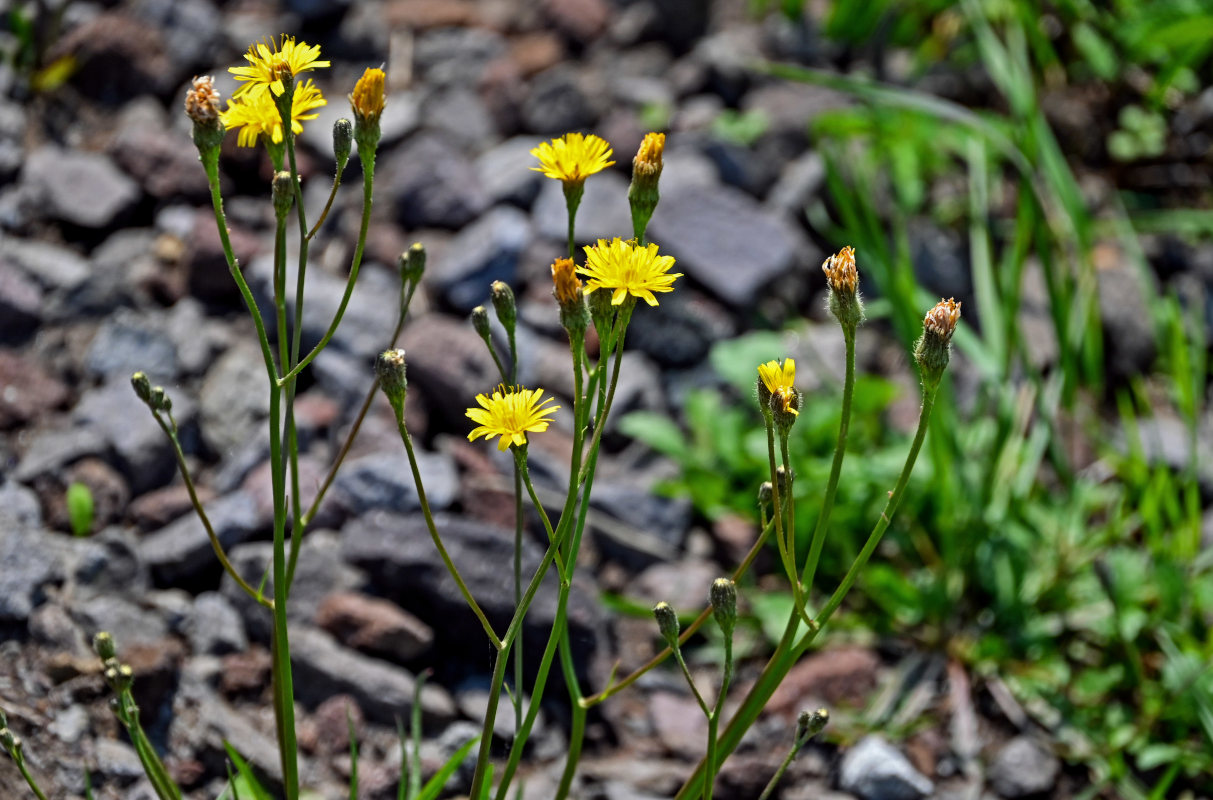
[350,67,386,124]
[466,385,560,451]
[822,246,858,296]
[230,35,330,99]
[530,132,615,186]
[757,359,798,417]
[551,257,582,306]
[633,131,665,177]
[221,79,326,147]
[579,238,681,307]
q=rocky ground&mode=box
[3,1,1211,799]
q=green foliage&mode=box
[218,744,272,800]
[66,482,94,537]
[709,109,770,147]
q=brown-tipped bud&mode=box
[351,67,386,155]
[376,349,408,413]
[185,76,225,155]
[551,258,590,337]
[93,631,117,661]
[471,306,492,342]
[822,246,864,330]
[628,132,665,240]
[490,281,517,337]
[653,601,680,649]
[758,481,773,507]
[131,371,152,405]
[913,297,961,385]
[333,118,353,173]
[710,578,737,639]
[272,171,294,218]
[402,242,426,285]
[796,707,829,741]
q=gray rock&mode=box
[14,427,108,483]
[334,449,458,516]
[48,704,90,744]
[0,99,25,180]
[1097,257,1156,380]
[399,314,500,428]
[767,150,825,218]
[283,0,348,22]
[29,602,92,658]
[838,735,934,800]
[74,228,157,314]
[454,681,543,740]
[421,721,481,794]
[383,134,489,229]
[421,86,498,152]
[164,297,222,376]
[533,168,632,244]
[69,526,148,598]
[3,236,90,292]
[589,481,691,568]
[21,146,140,228]
[315,591,435,662]
[628,558,718,612]
[0,526,67,622]
[139,491,262,586]
[311,346,372,409]
[988,736,1060,798]
[0,258,42,340]
[188,591,248,655]
[72,378,179,493]
[430,205,531,312]
[910,224,973,303]
[84,310,179,381]
[95,737,145,781]
[199,342,271,458]
[0,479,42,527]
[522,66,597,133]
[109,99,209,200]
[414,27,507,88]
[290,625,457,725]
[648,184,814,308]
[477,136,546,208]
[72,594,169,648]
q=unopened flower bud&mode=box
[470,306,492,343]
[350,67,385,159]
[131,372,152,405]
[913,297,961,386]
[272,171,294,218]
[796,707,829,741]
[551,258,589,337]
[776,465,792,496]
[93,631,117,661]
[653,601,680,649]
[376,349,408,413]
[401,242,426,285]
[490,281,517,337]
[758,481,773,506]
[710,578,737,639]
[628,132,665,240]
[185,76,225,155]
[151,386,171,413]
[822,246,864,330]
[0,727,19,752]
[333,118,353,173]
[757,359,798,431]
[588,288,615,339]
[769,387,800,434]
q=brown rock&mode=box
[299,693,364,757]
[0,349,69,429]
[187,209,262,305]
[129,484,211,531]
[509,32,565,77]
[767,646,881,716]
[385,0,480,28]
[315,591,434,662]
[220,646,272,698]
[649,690,708,757]
[543,0,608,41]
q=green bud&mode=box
[93,631,117,661]
[471,306,492,342]
[710,578,737,640]
[151,386,171,413]
[653,601,680,649]
[131,371,152,405]
[490,281,517,337]
[376,349,408,414]
[769,389,800,435]
[776,465,792,496]
[758,481,773,507]
[913,298,961,389]
[272,170,294,219]
[0,727,19,753]
[333,118,353,173]
[796,707,829,742]
[401,242,427,285]
[588,288,615,341]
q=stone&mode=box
[623,290,734,369]
[75,228,158,314]
[72,594,169,648]
[0,527,67,622]
[838,735,934,800]
[910,224,973,303]
[315,591,435,662]
[628,558,718,613]
[429,205,531,312]
[649,690,709,757]
[477,136,546,208]
[0,98,25,181]
[767,149,826,217]
[139,491,262,587]
[399,314,500,429]
[414,26,506,87]
[49,458,131,532]
[532,170,632,245]
[130,0,223,85]
[0,479,42,527]
[421,86,498,152]
[186,208,263,305]
[164,297,222,377]
[589,480,691,568]
[290,625,457,725]
[48,704,89,744]
[21,146,139,228]
[84,310,179,382]
[14,427,108,483]
[543,0,609,42]
[383,134,489,229]
[95,737,145,781]
[72,378,180,493]
[284,0,349,22]
[767,646,881,715]
[454,680,543,740]
[0,349,69,429]
[198,341,271,458]
[521,65,598,134]
[4,236,90,293]
[70,527,148,598]
[110,99,209,200]
[171,666,284,786]
[1095,245,1156,380]
[188,591,248,656]
[988,736,1060,798]
[333,449,459,516]
[648,184,815,308]
[0,259,42,341]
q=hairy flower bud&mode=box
[470,306,492,342]
[185,75,225,155]
[710,577,737,640]
[350,67,385,156]
[131,371,152,406]
[402,242,426,285]
[376,349,408,414]
[758,481,773,507]
[796,707,829,742]
[913,297,961,386]
[93,631,117,661]
[490,280,517,338]
[0,727,19,753]
[272,170,294,218]
[653,601,680,649]
[822,246,864,330]
[333,117,353,173]
[551,258,589,338]
[628,132,665,240]
[150,386,171,413]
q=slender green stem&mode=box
[757,740,805,800]
[801,327,855,592]
[11,754,50,800]
[704,634,733,800]
[283,131,310,596]
[391,405,501,649]
[516,454,567,582]
[673,648,711,717]
[674,385,940,800]
[554,627,586,800]
[122,697,181,800]
[764,423,794,583]
[279,151,375,386]
[468,636,513,799]
[306,171,342,240]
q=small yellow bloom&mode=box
[551,258,582,306]
[221,79,326,147]
[530,132,615,185]
[579,238,681,307]
[757,359,798,417]
[466,385,560,451]
[350,67,386,124]
[230,35,330,99]
[822,246,858,296]
[633,131,665,176]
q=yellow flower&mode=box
[633,131,665,177]
[579,238,681,307]
[551,257,582,306]
[350,67,386,124]
[230,35,330,99]
[757,359,798,417]
[530,132,615,185]
[221,79,326,147]
[466,385,560,451]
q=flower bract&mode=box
[530,132,615,185]
[466,385,560,451]
[758,359,798,417]
[221,79,326,147]
[579,238,681,307]
[230,35,330,99]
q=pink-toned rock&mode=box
[315,591,434,662]
[0,349,69,429]
[649,690,709,757]
[767,646,881,716]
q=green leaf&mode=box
[1072,23,1119,80]
[416,735,479,800]
[710,332,787,394]
[67,482,94,537]
[617,411,688,459]
[1135,743,1183,771]
[220,744,272,800]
